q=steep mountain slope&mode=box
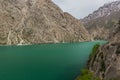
[0,0,91,45]
[88,20,120,80]
[81,0,120,40]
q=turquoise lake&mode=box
[0,41,106,80]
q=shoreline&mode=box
[0,40,107,47]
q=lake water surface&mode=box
[0,41,106,80]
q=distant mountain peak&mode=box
[82,0,120,23]
[81,0,120,40]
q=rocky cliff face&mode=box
[0,0,91,45]
[88,20,120,80]
[81,0,120,40]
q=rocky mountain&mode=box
[81,0,120,40]
[0,0,91,45]
[88,20,120,80]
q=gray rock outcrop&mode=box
[0,0,91,45]
[88,20,120,80]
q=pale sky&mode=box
[52,0,118,19]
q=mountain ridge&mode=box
[0,0,91,45]
[82,0,120,23]
[81,0,120,40]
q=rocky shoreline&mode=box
[87,20,120,80]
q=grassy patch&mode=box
[75,69,100,80]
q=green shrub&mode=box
[90,44,100,58]
[88,44,100,66]
[75,69,100,80]
[100,61,106,72]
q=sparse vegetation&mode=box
[75,69,100,80]
[89,44,100,59]
[75,44,101,80]
[116,48,120,54]
[100,60,106,72]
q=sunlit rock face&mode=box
[0,0,91,45]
